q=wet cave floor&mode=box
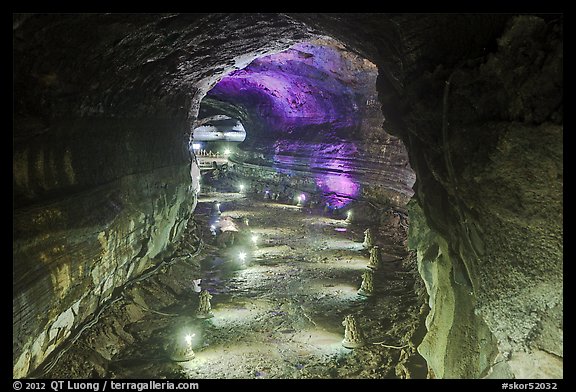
[47,191,429,379]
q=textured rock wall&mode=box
[408,200,499,378]
[381,16,562,378]
[13,13,313,377]
[12,116,196,377]
[295,13,562,378]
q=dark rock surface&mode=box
[395,16,562,378]
[13,13,562,379]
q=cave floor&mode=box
[103,192,427,379]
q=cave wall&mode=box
[12,116,196,377]
[408,200,500,378]
[301,14,562,378]
[13,13,313,377]
[293,14,563,378]
[405,16,562,379]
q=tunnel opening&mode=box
[29,36,426,380]
[194,37,416,211]
[163,38,426,379]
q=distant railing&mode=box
[195,150,229,171]
[195,150,222,158]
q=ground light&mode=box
[168,332,196,361]
[239,184,245,193]
[296,194,305,207]
[251,235,259,246]
[192,279,202,293]
[224,148,231,155]
[345,210,353,223]
[238,251,247,262]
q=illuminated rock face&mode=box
[208,40,364,136]
[204,39,414,208]
[269,139,365,208]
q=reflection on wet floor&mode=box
[108,192,427,379]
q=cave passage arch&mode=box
[193,37,416,210]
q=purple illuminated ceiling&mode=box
[204,39,388,207]
[207,40,370,135]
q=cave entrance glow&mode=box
[191,115,247,171]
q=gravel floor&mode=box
[105,192,428,379]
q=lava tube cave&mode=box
[13,13,563,382]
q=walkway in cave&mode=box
[104,191,427,379]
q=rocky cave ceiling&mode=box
[203,38,369,136]
[198,37,412,208]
